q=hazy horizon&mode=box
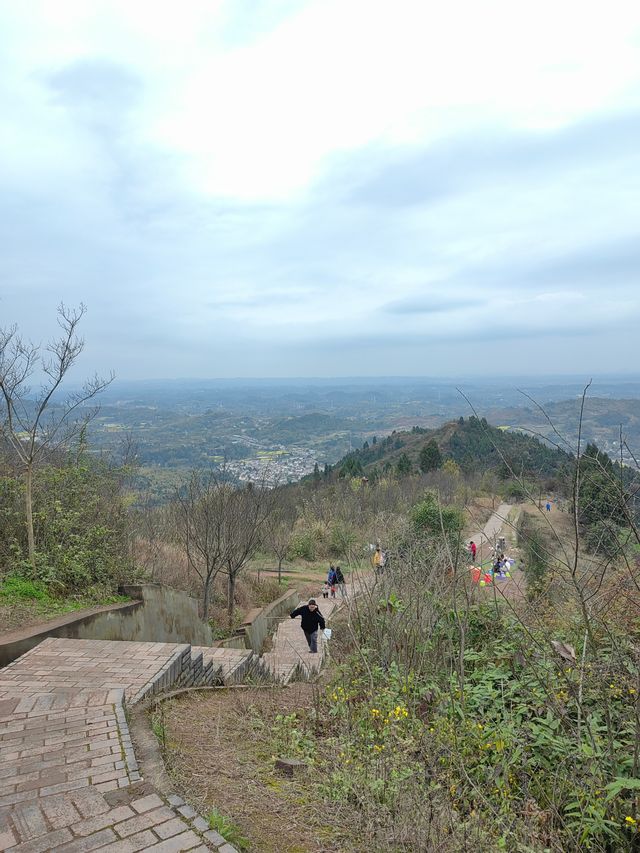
[99,373,640,386]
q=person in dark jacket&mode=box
[335,565,346,598]
[290,598,326,653]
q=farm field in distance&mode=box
[81,376,640,493]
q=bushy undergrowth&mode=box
[274,540,640,851]
[0,457,134,595]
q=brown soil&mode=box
[0,601,48,633]
[161,685,362,853]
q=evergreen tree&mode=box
[396,452,412,476]
[419,439,443,473]
[577,443,628,528]
[340,456,364,478]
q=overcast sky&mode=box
[1,0,639,381]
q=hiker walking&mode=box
[327,565,337,598]
[335,565,346,598]
[372,546,383,574]
[290,598,326,653]
[469,540,477,562]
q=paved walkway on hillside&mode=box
[0,638,254,851]
[467,503,527,598]
[262,592,345,684]
[468,503,514,564]
[0,577,365,847]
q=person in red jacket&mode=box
[469,540,477,562]
[290,599,326,653]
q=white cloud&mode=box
[1,0,640,376]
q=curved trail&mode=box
[467,502,527,599]
[469,502,514,563]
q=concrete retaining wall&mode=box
[0,583,212,668]
[217,588,300,653]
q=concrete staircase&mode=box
[261,595,344,685]
[175,646,270,689]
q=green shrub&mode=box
[329,522,356,557]
[0,477,26,568]
[271,712,316,763]
[517,513,550,595]
[288,531,316,561]
[322,599,640,851]
[28,461,132,593]
[504,480,528,501]
[411,492,464,539]
[585,519,624,557]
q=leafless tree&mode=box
[0,303,113,564]
[173,470,226,620]
[173,469,275,623]
[219,479,276,625]
[263,495,297,583]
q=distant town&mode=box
[224,445,318,486]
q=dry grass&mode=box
[464,495,497,534]
[134,537,289,625]
[161,685,362,853]
[0,601,47,633]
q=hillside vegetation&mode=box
[334,415,572,481]
[3,366,640,850]
[159,417,640,852]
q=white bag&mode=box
[323,628,332,640]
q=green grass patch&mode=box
[207,809,250,851]
[0,573,130,628]
[1,575,48,601]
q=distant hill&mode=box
[332,416,573,482]
[485,397,640,464]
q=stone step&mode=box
[195,647,259,686]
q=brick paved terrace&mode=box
[0,586,353,849]
[0,638,243,851]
